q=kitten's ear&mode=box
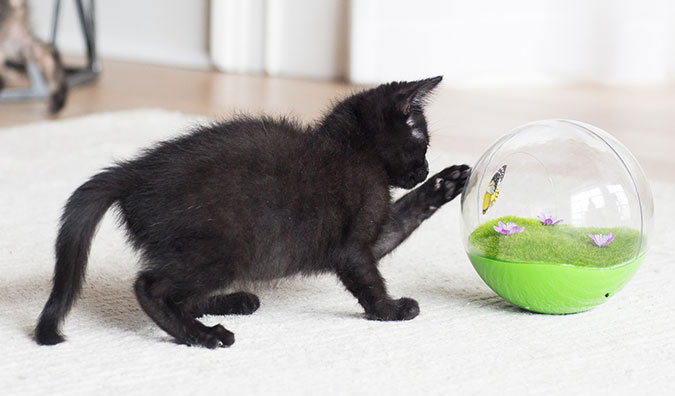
[394,76,443,114]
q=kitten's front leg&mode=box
[373,164,470,260]
[337,250,419,321]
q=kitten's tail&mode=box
[35,167,133,345]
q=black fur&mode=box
[35,76,470,348]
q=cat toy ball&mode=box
[460,120,653,314]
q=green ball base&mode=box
[468,253,644,314]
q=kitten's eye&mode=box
[411,128,425,140]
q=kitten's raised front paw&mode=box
[425,164,471,207]
[366,297,420,321]
[189,324,235,349]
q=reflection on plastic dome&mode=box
[461,120,653,314]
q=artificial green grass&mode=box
[468,216,641,268]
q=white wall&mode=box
[265,0,348,80]
[350,0,675,86]
[22,0,675,85]
[210,0,349,80]
[27,0,210,69]
[210,0,265,74]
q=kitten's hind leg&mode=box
[190,292,260,317]
[373,164,470,259]
[134,272,235,348]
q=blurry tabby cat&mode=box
[0,0,68,112]
[35,76,470,348]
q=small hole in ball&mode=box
[604,293,610,298]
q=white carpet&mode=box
[1,109,673,395]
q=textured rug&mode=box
[0,109,673,395]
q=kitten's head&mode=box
[356,76,443,189]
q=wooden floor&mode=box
[1,59,673,182]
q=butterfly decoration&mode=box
[482,165,507,215]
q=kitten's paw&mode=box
[190,324,235,349]
[367,297,420,321]
[425,164,471,207]
[48,81,68,113]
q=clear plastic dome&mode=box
[461,120,653,314]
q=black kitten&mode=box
[35,76,470,348]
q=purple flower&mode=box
[493,221,525,235]
[589,232,615,248]
[538,213,563,226]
